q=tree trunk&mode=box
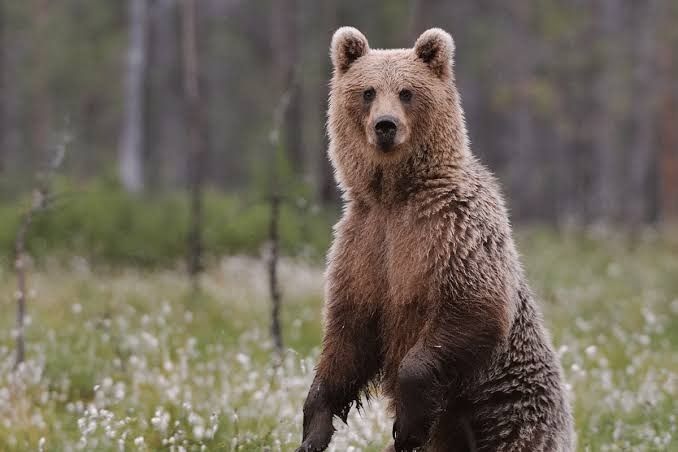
[119,0,148,193]
[268,193,282,354]
[271,0,303,173]
[0,0,5,175]
[627,0,661,225]
[658,4,678,222]
[147,0,186,190]
[659,86,678,222]
[590,0,624,224]
[14,205,31,367]
[30,0,52,180]
[267,85,294,356]
[14,154,62,368]
[317,0,339,204]
[408,0,423,41]
[182,0,207,285]
[503,3,538,220]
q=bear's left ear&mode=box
[414,28,455,78]
[331,27,369,75]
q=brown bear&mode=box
[297,27,574,452]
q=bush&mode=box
[0,180,335,266]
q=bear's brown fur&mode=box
[297,27,574,452]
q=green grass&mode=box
[0,229,677,451]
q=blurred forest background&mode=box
[1,2,678,450]
[1,0,678,264]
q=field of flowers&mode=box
[1,229,677,451]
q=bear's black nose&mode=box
[375,118,397,137]
[374,116,398,150]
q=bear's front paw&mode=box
[296,428,333,452]
[392,413,429,452]
[297,406,334,452]
[296,437,330,452]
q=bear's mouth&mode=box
[377,139,396,153]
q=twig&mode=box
[268,193,282,354]
[268,86,294,356]
[14,139,66,369]
[14,196,35,368]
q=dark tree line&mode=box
[1,0,677,225]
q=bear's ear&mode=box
[331,27,369,74]
[414,28,455,78]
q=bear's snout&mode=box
[374,116,398,151]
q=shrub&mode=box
[0,180,335,267]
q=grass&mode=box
[0,228,677,451]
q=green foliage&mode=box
[0,180,335,266]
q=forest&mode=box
[2,1,678,225]
[0,1,677,451]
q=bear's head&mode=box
[328,27,468,201]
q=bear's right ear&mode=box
[331,27,369,75]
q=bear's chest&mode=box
[383,211,439,304]
[336,206,444,308]
[380,214,439,385]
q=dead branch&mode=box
[268,86,294,356]
[14,140,66,369]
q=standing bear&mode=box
[297,27,574,452]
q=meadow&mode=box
[1,229,677,451]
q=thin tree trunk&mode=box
[147,0,186,189]
[627,0,661,225]
[14,191,47,367]
[182,0,207,286]
[31,0,51,181]
[318,0,339,204]
[408,0,423,41]
[657,4,678,223]
[268,89,292,355]
[0,0,22,180]
[268,193,282,354]
[14,7,54,349]
[271,0,303,172]
[504,4,538,220]
[14,148,64,368]
[14,212,31,368]
[119,0,148,193]
[0,1,4,174]
[591,0,624,224]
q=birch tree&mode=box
[119,0,149,193]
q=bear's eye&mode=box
[399,89,413,102]
[363,88,376,102]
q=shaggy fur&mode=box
[297,27,574,452]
